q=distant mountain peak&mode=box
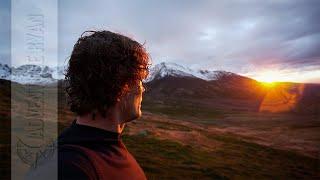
[0,63,11,79]
[145,62,196,82]
[145,62,232,82]
[0,63,66,85]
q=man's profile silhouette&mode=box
[27,30,150,180]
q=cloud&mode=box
[2,0,320,82]
[58,1,320,72]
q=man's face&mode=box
[121,80,145,123]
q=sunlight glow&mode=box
[243,69,320,84]
[261,81,276,87]
[254,70,283,83]
[259,83,305,113]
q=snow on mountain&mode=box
[145,62,224,82]
[0,62,228,85]
[0,63,11,79]
[145,62,195,82]
[51,65,67,80]
[0,63,66,85]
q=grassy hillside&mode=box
[1,79,320,179]
[123,134,319,179]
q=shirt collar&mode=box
[59,119,122,145]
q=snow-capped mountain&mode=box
[0,62,229,85]
[0,63,11,79]
[146,62,227,82]
[0,63,66,85]
[146,62,195,82]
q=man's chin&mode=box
[125,110,142,123]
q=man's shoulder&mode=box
[58,145,96,179]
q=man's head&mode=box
[65,30,150,121]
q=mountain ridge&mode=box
[0,62,244,85]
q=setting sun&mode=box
[255,70,282,83]
[261,81,277,87]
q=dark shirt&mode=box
[26,120,146,180]
[58,120,146,180]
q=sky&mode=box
[1,0,320,83]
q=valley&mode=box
[1,62,319,179]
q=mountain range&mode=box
[0,62,240,85]
[1,62,319,114]
[0,63,65,85]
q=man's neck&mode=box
[76,109,125,133]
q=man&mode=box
[27,30,150,180]
[60,30,150,179]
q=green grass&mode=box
[123,134,227,179]
[142,101,223,120]
[154,121,192,132]
[123,134,319,179]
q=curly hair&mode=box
[65,30,150,118]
